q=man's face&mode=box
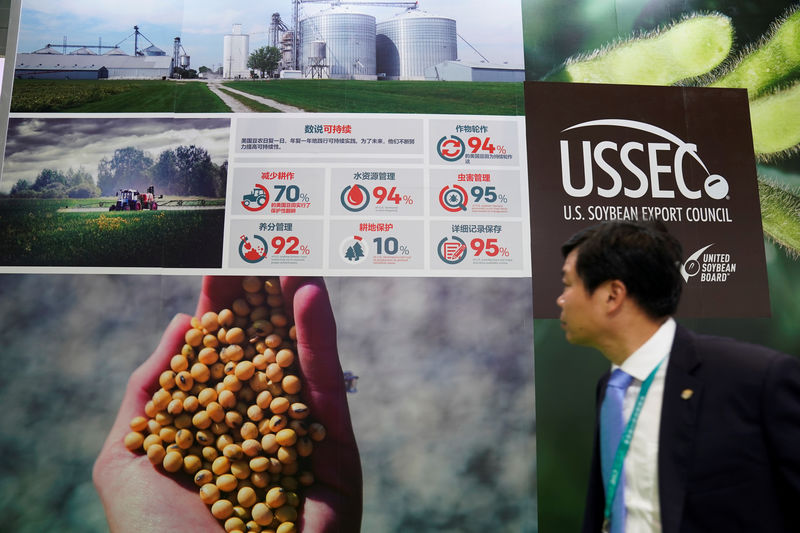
[556,248,605,348]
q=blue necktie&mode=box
[601,368,633,533]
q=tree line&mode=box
[9,145,227,199]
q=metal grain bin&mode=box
[300,6,376,80]
[377,9,457,80]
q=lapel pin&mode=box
[681,389,694,400]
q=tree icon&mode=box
[345,241,365,262]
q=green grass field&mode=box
[10,78,524,114]
[218,87,282,112]
[10,79,231,113]
[225,79,525,115]
[0,198,225,267]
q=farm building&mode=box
[424,60,524,82]
[15,46,173,80]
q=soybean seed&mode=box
[194,469,214,486]
[162,451,184,473]
[216,473,238,492]
[276,522,297,533]
[185,328,204,347]
[125,431,144,451]
[275,429,297,447]
[199,483,220,505]
[281,375,301,395]
[265,487,287,508]
[251,502,273,525]
[147,444,166,465]
[237,486,257,507]
[224,517,246,532]
[211,499,234,520]
[183,454,202,475]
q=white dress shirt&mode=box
[613,317,676,533]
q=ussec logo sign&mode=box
[559,119,730,201]
[526,82,769,318]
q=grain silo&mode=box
[377,9,457,80]
[300,6,376,80]
[223,24,250,79]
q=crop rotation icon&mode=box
[437,135,466,162]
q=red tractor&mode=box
[139,186,159,210]
[109,186,160,211]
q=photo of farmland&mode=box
[0,116,230,267]
[10,78,525,115]
[10,0,525,115]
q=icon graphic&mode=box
[439,184,468,212]
[239,234,269,263]
[341,185,370,212]
[340,235,369,263]
[436,135,466,162]
[241,184,269,212]
[437,236,467,264]
[680,243,714,281]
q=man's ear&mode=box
[605,279,627,313]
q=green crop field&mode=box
[224,79,525,115]
[10,79,231,113]
[9,78,524,114]
[0,198,225,267]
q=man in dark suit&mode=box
[556,220,800,533]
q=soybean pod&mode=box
[545,14,733,86]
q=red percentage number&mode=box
[467,136,495,154]
[470,238,501,257]
[373,186,402,205]
[271,236,301,255]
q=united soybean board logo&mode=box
[681,244,737,283]
[437,135,466,162]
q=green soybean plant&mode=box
[545,13,734,86]
[545,5,800,257]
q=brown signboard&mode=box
[526,81,769,318]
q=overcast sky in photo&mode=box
[1,117,230,191]
[15,0,524,70]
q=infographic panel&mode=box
[225,113,531,277]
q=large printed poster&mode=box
[1,0,799,532]
[0,1,536,532]
[521,0,800,531]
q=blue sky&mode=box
[16,0,524,70]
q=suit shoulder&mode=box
[680,326,798,376]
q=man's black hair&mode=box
[561,220,684,319]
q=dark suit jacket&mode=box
[582,324,800,533]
